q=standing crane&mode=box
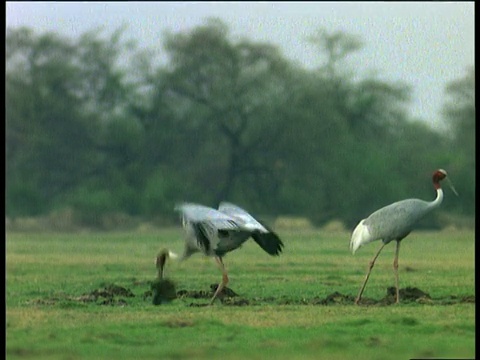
[350,169,458,304]
[174,201,284,304]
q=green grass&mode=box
[6,228,475,360]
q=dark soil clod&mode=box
[221,297,250,306]
[176,284,239,300]
[78,283,135,306]
[88,284,135,299]
[209,284,239,298]
[188,302,210,307]
[355,287,432,305]
[321,291,356,305]
[177,289,211,299]
[26,284,475,307]
[386,286,431,301]
[150,278,177,305]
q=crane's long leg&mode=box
[355,243,386,305]
[210,256,229,305]
[393,241,401,304]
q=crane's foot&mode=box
[209,297,218,305]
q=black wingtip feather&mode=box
[252,231,284,256]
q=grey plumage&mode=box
[359,198,440,247]
[350,169,456,304]
[174,201,284,304]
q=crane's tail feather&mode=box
[350,219,373,254]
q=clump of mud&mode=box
[78,284,135,305]
[388,286,431,303]
[209,283,239,298]
[150,278,177,305]
[176,284,239,299]
[89,284,135,299]
[176,289,211,299]
[25,283,475,308]
[176,285,474,307]
[176,283,243,306]
[275,293,356,305]
[320,291,357,305]
[435,294,475,305]
[352,286,432,306]
[27,283,135,306]
[177,284,244,306]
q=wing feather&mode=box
[218,202,268,232]
[191,222,211,253]
[176,203,239,230]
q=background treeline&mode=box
[6,19,475,230]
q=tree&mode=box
[442,66,475,215]
[7,23,469,228]
[6,28,97,215]
[6,27,140,218]
[160,18,293,205]
[308,28,363,79]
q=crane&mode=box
[155,248,178,280]
[350,169,457,304]
[174,201,284,304]
[151,249,178,305]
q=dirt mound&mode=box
[88,284,135,299]
[320,291,356,305]
[436,294,475,305]
[176,289,211,299]
[209,283,239,298]
[150,278,177,305]
[388,286,430,300]
[176,286,473,307]
[25,283,475,307]
[354,287,431,305]
[80,284,135,305]
[177,284,240,305]
[26,283,136,306]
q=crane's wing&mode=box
[219,202,284,256]
[365,198,430,242]
[218,202,268,232]
[351,198,430,253]
[251,220,284,256]
[175,203,239,231]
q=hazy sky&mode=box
[6,2,474,128]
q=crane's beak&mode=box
[446,177,459,196]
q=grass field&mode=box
[6,228,475,360]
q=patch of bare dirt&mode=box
[26,283,135,306]
[76,284,135,305]
[177,283,242,306]
[353,286,431,306]
[25,283,475,307]
[176,285,474,307]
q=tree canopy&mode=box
[5,20,474,229]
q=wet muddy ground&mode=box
[27,281,475,307]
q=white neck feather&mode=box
[429,188,444,209]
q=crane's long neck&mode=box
[155,249,179,279]
[156,252,167,280]
[428,187,444,210]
